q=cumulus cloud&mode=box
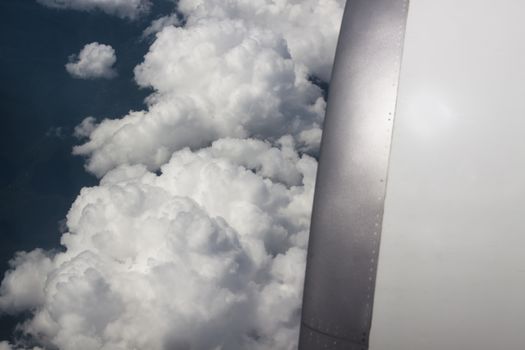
[37,0,151,20]
[0,139,316,350]
[66,43,117,80]
[73,0,345,177]
[0,250,53,313]
[74,19,327,176]
[142,14,181,38]
[0,0,345,349]
[178,0,344,81]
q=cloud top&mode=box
[37,0,151,19]
[178,0,344,82]
[72,0,347,177]
[66,42,117,80]
[74,20,327,176]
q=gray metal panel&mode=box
[299,0,409,349]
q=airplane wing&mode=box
[300,0,525,349]
[299,1,410,348]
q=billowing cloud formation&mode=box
[73,0,345,177]
[66,42,117,80]
[0,139,316,350]
[0,0,345,349]
[178,0,343,82]
[37,0,150,20]
[142,14,181,38]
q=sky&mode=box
[0,0,172,341]
[0,0,345,349]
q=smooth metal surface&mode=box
[370,1,525,349]
[299,0,409,349]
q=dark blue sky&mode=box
[0,0,176,341]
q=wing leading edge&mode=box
[299,1,409,349]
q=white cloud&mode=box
[0,250,53,313]
[0,0,345,348]
[66,42,117,80]
[0,139,316,350]
[142,14,181,38]
[73,116,97,138]
[37,0,151,20]
[178,0,345,81]
[72,10,343,176]
[67,0,345,178]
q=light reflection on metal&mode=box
[299,0,409,349]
